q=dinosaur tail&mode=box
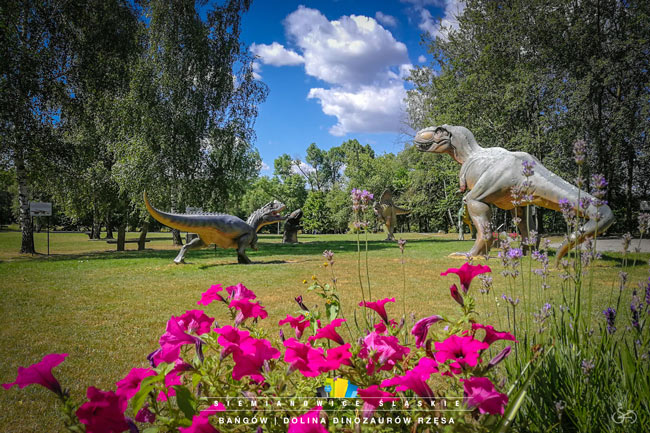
[394,206,411,215]
[556,202,615,262]
[143,191,203,232]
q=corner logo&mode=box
[316,378,357,398]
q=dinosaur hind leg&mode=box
[464,199,494,257]
[236,233,253,264]
[174,236,206,264]
[556,203,615,262]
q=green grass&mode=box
[0,229,648,431]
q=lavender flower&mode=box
[522,160,536,177]
[322,250,334,265]
[638,213,650,235]
[397,238,406,253]
[590,174,608,207]
[622,233,632,255]
[602,308,616,334]
[644,277,650,306]
[508,248,523,260]
[573,140,586,164]
[581,359,595,376]
[558,199,576,224]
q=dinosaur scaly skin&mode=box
[373,190,411,241]
[414,125,615,261]
[143,192,286,264]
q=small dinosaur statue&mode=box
[414,125,615,260]
[283,209,303,244]
[143,192,286,264]
[373,189,411,241]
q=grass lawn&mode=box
[0,228,648,431]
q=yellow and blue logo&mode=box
[319,378,357,398]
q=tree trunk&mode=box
[105,212,114,239]
[117,225,126,251]
[15,154,35,254]
[170,190,183,246]
[138,221,149,250]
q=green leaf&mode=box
[131,374,165,415]
[173,385,197,419]
[142,428,159,433]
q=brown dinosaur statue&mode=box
[414,125,615,260]
[373,189,411,241]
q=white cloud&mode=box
[260,161,271,172]
[284,6,409,86]
[252,6,414,136]
[250,42,304,66]
[252,62,262,80]
[416,1,465,40]
[308,83,406,136]
[418,54,427,63]
[291,160,316,176]
[375,11,398,27]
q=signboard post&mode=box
[30,202,52,256]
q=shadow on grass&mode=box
[5,237,462,264]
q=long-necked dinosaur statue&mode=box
[143,192,286,264]
[374,189,411,241]
[413,125,615,260]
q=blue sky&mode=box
[239,1,465,174]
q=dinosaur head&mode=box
[287,208,303,223]
[247,200,286,231]
[414,125,453,153]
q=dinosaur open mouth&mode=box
[414,127,451,152]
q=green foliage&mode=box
[302,191,331,233]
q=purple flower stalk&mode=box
[590,174,608,204]
[602,308,616,334]
[558,199,576,223]
[573,140,586,164]
[521,160,536,177]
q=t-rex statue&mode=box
[283,209,303,244]
[413,125,615,260]
[143,192,286,264]
[373,189,411,241]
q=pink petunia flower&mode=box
[178,410,217,433]
[472,323,517,345]
[232,338,281,383]
[177,310,215,335]
[283,338,326,377]
[213,325,251,359]
[357,385,398,418]
[279,314,311,339]
[197,284,226,305]
[411,315,443,348]
[441,262,491,293]
[380,360,437,403]
[288,406,329,433]
[178,403,225,433]
[2,353,68,396]
[358,332,410,375]
[434,335,489,368]
[461,376,508,415]
[75,387,129,433]
[226,283,257,301]
[374,322,388,334]
[308,319,346,345]
[450,284,464,306]
[359,298,396,323]
[157,370,182,402]
[115,367,156,401]
[319,343,353,372]
[158,315,204,363]
[136,403,156,423]
[229,299,268,326]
